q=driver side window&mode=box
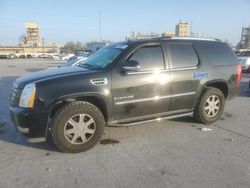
[128,46,165,71]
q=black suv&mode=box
[10,38,241,153]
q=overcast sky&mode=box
[0,0,249,45]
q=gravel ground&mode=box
[0,58,250,188]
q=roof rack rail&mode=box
[126,36,221,42]
[170,37,220,41]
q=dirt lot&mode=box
[0,58,250,188]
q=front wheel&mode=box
[194,87,225,124]
[51,101,105,153]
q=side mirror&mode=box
[122,60,140,74]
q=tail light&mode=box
[237,64,242,84]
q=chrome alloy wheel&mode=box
[204,95,220,118]
[64,114,96,145]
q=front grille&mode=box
[9,83,22,107]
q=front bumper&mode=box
[10,107,49,142]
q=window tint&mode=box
[168,43,199,68]
[80,47,122,69]
[129,46,164,71]
[195,42,237,65]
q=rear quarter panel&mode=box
[193,41,239,100]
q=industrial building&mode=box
[175,21,191,37]
[238,26,250,50]
[20,23,41,47]
[0,23,59,57]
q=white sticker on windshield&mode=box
[115,44,128,49]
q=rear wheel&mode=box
[51,101,105,153]
[194,87,225,124]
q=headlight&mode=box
[19,83,36,108]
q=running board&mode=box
[112,112,193,127]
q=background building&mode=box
[175,21,191,37]
[126,32,159,40]
[162,32,175,37]
[0,22,59,57]
[238,26,250,50]
[20,23,41,47]
[192,32,206,38]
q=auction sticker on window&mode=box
[115,44,128,49]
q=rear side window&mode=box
[128,46,165,71]
[195,42,237,65]
[168,43,199,69]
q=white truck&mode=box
[238,50,250,73]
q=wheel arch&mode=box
[49,94,109,123]
[203,80,229,99]
[194,80,229,108]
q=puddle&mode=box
[224,112,232,118]
[26,68,45,72]
[100,139,120,145]
[223,138,234,142]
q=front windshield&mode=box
[63,58,79,67]
[79,46,123,69]
[76,51,91,57]
[239,51,250,57]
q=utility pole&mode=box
[42,38,45,53]
[99,11,102,41]
[190,20,193,37]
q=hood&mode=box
[16,66,95,88]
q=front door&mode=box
[111,44,172,121]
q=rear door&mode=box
[111,43,172,121]
[163,42,201,111]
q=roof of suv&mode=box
[126,37,221,45]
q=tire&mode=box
[194,87,225,124]
[51,101,105,153]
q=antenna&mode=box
[99,11,102,41]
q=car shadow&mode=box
[0,76,60,152]
[169,116,198,124]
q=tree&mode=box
[60,41,85,54]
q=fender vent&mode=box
[90,78,108,85]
